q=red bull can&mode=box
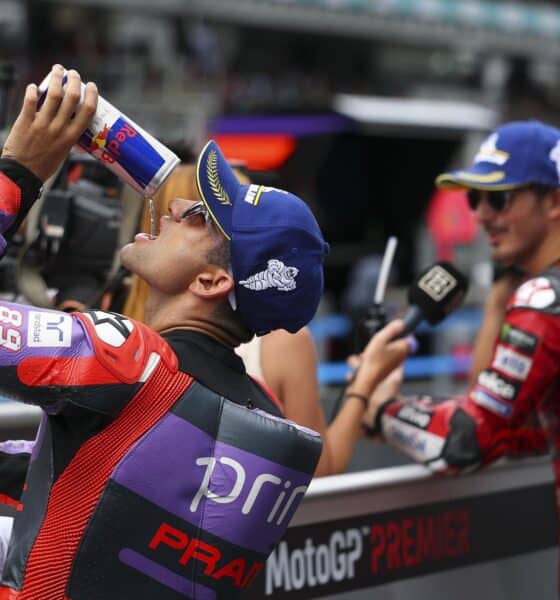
[38,70,180,197]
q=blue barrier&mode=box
[318,353,472,384]
[416,307,482,333]
[308,314,352,340]
[309,308,482,341]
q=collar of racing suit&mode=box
[161,329,283,417]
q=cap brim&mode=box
[195,140,244,240]
[435,166,527,190]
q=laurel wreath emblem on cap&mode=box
[207,150,231,206]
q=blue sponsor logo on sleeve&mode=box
[472,388,514,418]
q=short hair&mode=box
[207,236,253,343]
[530,183,558,197]
[206,233,230,269]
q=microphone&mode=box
[399,261,468,337]
[355,237,398,349]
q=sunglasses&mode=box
[466,185,552,212]
[466,189,513,212]
[180,201,212,224]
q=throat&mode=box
[157,320,240,348]
[143,291,246,348]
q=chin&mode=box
[490,244,510,262]
[119,244,141,274]
[492,250,523,269]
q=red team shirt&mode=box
[381,273,559,482]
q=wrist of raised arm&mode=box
[0,159,43,249]
[0,158,43,209]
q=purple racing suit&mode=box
[0,159,322,600]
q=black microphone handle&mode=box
[397,305,424,338]
[330,304,420,423]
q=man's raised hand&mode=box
[2,65,98,182]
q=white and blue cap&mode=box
[436,120,560,190]
[195,140,329,335]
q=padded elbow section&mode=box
[442,409,483,468]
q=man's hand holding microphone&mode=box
[351,261,469,438]
[345,318,411,408]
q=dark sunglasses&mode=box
[466,189,512,212]
[180,201,212,224]
[466,185,553,212]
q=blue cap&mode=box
[195,140,329,335]
[436,120,560,190]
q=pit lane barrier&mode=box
[246,456,558,599]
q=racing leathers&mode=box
[0,159,322,599]
[378,270,560,477]
[0,441,33,511]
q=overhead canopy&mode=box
[45,0,560,58]
[333,94,497,133]
[211,113,353,136]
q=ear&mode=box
[189,266,234,300]
[543,188,560,219]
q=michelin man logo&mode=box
[474,133,509,165]
[239,259,299,292]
